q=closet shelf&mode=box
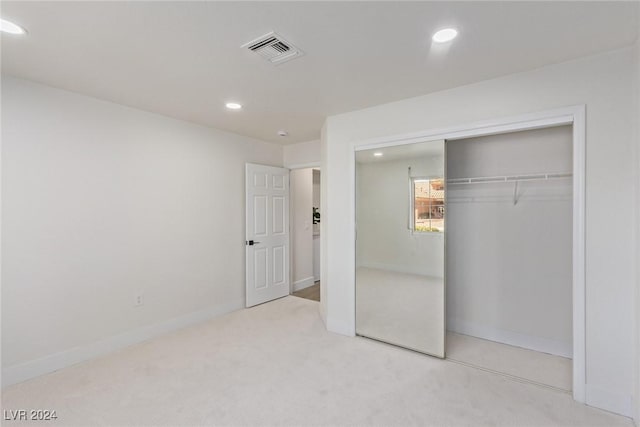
[446,172,572,185]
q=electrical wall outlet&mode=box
[134,293,144,307]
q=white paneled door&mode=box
[245,163,290,307]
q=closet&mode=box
[446,125,573,390]
[355,125,573,391]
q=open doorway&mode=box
[290,168,321,302]
[445,125,573,392]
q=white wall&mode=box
[313,235,321,282]
[313,169,321,281]
[283,139,321,168]
[322,47,637,417]
[290,168,314,291]
[446,126,573,358]
[634,33,640,425]
[356,156,444,277]
[313,169,321,208]
[1,76,283,385]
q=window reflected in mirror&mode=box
[413,178,444,232]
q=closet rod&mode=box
[446,172,572,185]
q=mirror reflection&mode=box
[355,140,445,357]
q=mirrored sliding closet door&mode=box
[355,140,445,357]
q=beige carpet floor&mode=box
[1,296,632,427]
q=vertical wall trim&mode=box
[348,146,357,336]
[319,123,328,324]
[572,105,587,404]
[633,32,640,425]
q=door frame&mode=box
[287,163,321,296]
[351,105,586,402]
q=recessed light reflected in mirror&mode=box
[428,27,458,57]
[1,18,26,35]
[432,28,458,43]
[373,152,383,157]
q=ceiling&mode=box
[2,1,638,145]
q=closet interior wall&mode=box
[445,125,573,358]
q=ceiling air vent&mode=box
[241,32,304,65]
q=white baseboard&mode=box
[357,262,437,277]
[586,384,633,418]
[292,276,316,292]
[2,299,244,388]
[447,317,572,358]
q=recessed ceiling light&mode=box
[1,18,27,35]
[225,102,242,110]
[278,130,289,137]
[373,152,383,157]
[432,28,458,43]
